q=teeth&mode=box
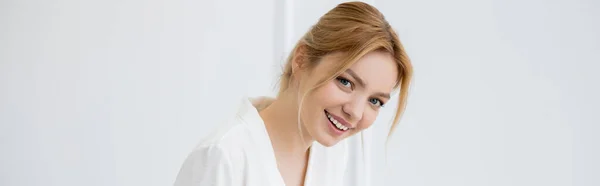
[326,112,349,131]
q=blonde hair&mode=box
[278,2,413,139]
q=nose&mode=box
[342,98,365,123]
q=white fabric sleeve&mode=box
[174,145,234,186]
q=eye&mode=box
[336,77,353,89]
[369,98,385,107]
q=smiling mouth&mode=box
[324,111,349,131]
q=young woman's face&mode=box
[297,51,398,147]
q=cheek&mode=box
[356,111,378,130]
[302,82,343,121]
[309,81,348,105]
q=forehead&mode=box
[310,51,399,92]
[347,51,398,91]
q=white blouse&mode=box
[174,97,350,186]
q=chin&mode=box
[315,136,340,147]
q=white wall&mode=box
[1,0,598,186]
[371,0,600,185]
[1,0,276,185]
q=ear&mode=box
[291,43,308,74]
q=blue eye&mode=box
[369,98,384,107]
[337,77,352,88]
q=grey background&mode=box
[1,0,598,185]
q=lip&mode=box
[325,110,353,129]
[324,110,353,136]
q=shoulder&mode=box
[188,114,256,165]
[196,115,255,153]
[174,144,236,186]
[175,97,272,185]
[174,121,253,186]
[198,97,268,148]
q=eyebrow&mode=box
[375,92,391,100]
[345,69,391,100]
[346,69,366,88]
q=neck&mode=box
[258,93,314,156]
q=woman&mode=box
[174,2,412,186]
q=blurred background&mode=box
[1,0,599,185]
